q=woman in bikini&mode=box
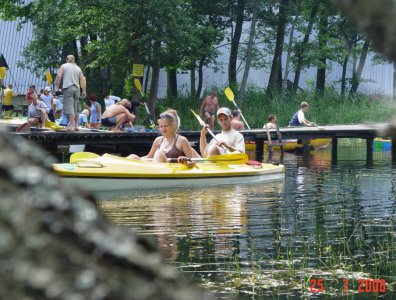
[127,109,199,166]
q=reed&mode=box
[153,87,396,130]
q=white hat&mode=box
[216,107,232,117]
[44,86,52,92]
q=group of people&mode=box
[15,55,138,132]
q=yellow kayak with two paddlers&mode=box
[53,153,285,192]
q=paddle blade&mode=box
[44,120,64,130]
[224,87,235,102]
[70,152,100,163]
[190,109,205,127]
[134,78,142,92]
[201,152,249,164]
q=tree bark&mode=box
[195,57,205,100]
[292,2,319,94]
[0,132,212,300]
[228,0,245,87]
[315,7,328,96]
[350,39,371,95]
[238,0,259,105]
[267,0,288,94]
[167,68,178,99]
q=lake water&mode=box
[97,146,396,299]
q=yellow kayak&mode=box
[53,154,285,191]
[245,138,331,152]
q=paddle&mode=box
[133,78,155,128]
[169,152,248,164]
[70,151,248,164]
[70,152,100,163]
[224,87,251,129]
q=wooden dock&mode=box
[9,123,394,162]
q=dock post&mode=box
[366,138,373,164]
[331,138,338,165]
[392,138,396,162]
[255,137,264,162]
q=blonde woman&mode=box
[101,99,135,131]
[127,109,199,166]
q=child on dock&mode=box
[288,102,317,127]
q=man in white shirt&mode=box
[103,93,121,108]
[200,107,245,157]
[288,102,317,127]
[40,87,55,121]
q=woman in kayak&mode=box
[127,109,199,166]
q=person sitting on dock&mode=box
[231,110,245,131]
[200,107,245,157]
[78,109,90,127]
[199,90,219,131]
[288,102,317,127]
[101,99,135,131]
[16,94,48,132]
[265,114,277,129]
[127,109,198,167]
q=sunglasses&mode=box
[159,113,175,119]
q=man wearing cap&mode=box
[55,54,86,131]
[40,87,55,122]
[200,107,245,157]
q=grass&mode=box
[142,87,396,131]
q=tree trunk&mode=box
[144,65,150,96]
[267,0,288,94]
[340,53,349,97]
[283,21,295,85]
[148,59,160,118]
[393,62,396,101]
[195,58,205,100]
[315,8,328,96]
[228,0,245,87]
[238,0,259,105]
[166,69,178,99]
[190,64,196,100]
[350,39,371,95]
[292,2,319,94]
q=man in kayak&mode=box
[231,110,245,131]
[199,90,219,131]
[200,107,245,157]
[288,102,317,127]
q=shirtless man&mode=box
[101,99,135,131]
[199,90,219,130]
[231,110,245,131]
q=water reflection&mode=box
[98,148,396,299]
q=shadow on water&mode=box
[98,146,396,299]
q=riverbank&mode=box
[153,89,396,130]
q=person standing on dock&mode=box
[199,90,219,130]
[288,102,317,127]
[200,107,245,157]
[231,110,245,131]
[2,84,19,118]
[55,54,86,131]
